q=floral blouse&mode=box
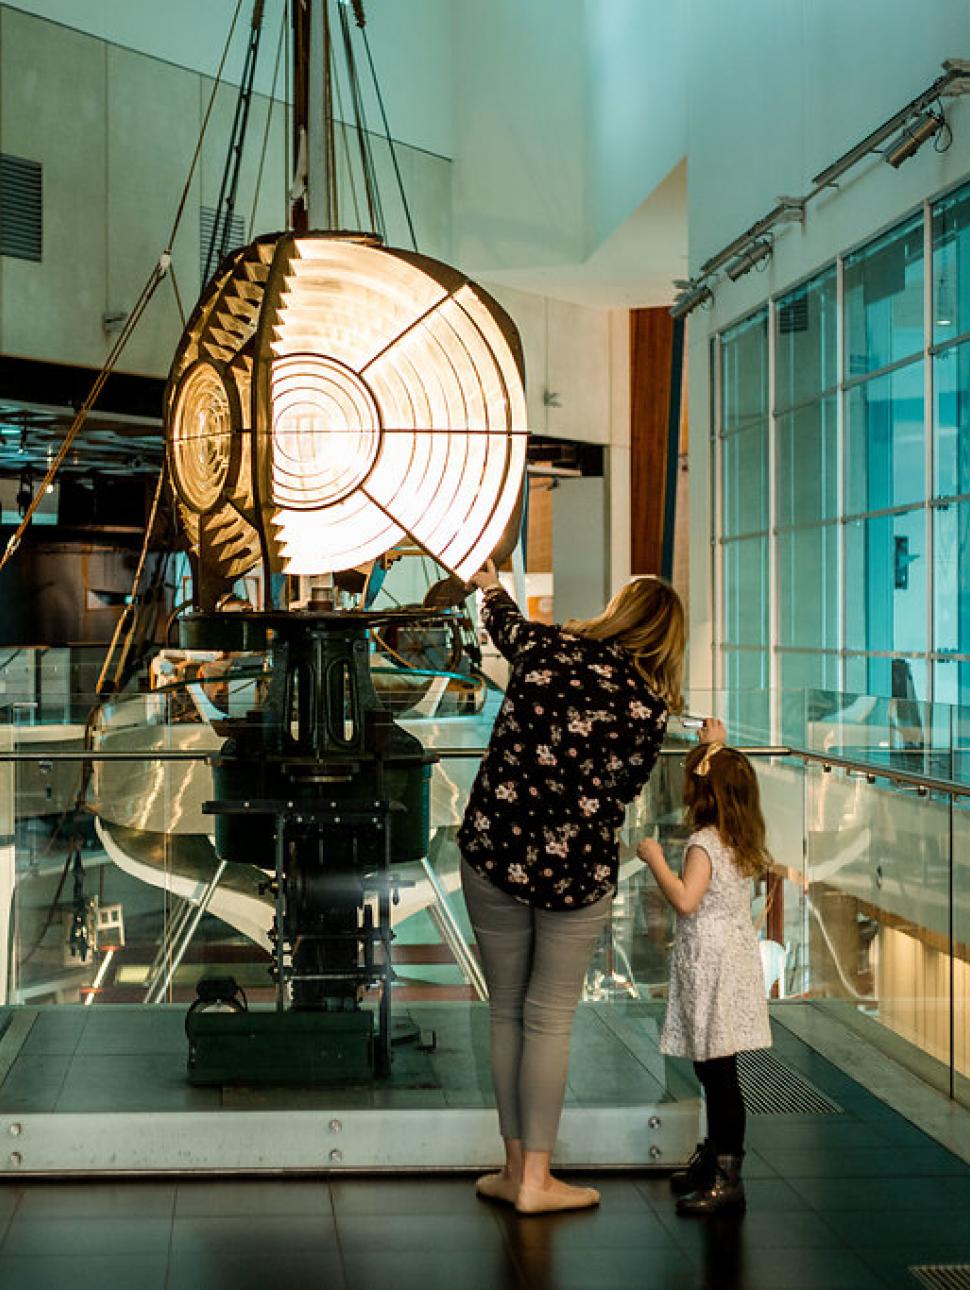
[458,589,668,910]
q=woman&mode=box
[458,561,688,1214]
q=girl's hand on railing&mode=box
[637,837,665,867]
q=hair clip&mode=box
[693,741,723,777]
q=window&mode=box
[714,176,970,715]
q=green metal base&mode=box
[186,1009,375,1086]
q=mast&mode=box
[291,0,337,232]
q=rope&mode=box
[95,462,169,697]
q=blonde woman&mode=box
[458,562,689,1214]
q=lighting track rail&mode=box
[670,57,970,318]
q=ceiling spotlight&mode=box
[669,282,713,320]
[725,239,773,282]
[884,111,944,167]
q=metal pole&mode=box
[146,860,228,1004]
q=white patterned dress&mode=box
[660,826,772,1062]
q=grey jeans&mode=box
[460,859,612,1152]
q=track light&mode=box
[884,111,944,167]
[669,282,713,320]
[725,239,772,281]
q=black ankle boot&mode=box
[676,1153,745,1216]
[669,1140,715,1195]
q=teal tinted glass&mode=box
[934,499,970,655]
[722,537,768,647]
[775,268,837,411]
[934,340,970,499]
[721,648,770,741]
[844,214,924,376]
[723,420,768,536]
[845,360,924,514]
[932,178,970,345]
[845,653,928,702]
[777,396,838,527]
[844,509,927,654]
[779,524,839,650]
[721,310,768,431]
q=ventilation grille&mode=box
[778,294,809,334]
[200,205,245,283]
[910,1267,970,1289]
[737,1049,843,1115]
[0,154,42,261]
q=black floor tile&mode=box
[0,1253,168,1290]
[821,1205,970,1248]
[174,1178,331,1217]
[336,1210,507,1254]
[340,1247,518,1290]
[167,1249,345,1290]
[856,1245,970,1290]
[170,1213,339,1255]
[758,1145,970,1178]
[493,1204,679,1253]
[788,1172,970,1211]
[505,1243,702,1289]
[330,1175,486,1216]
[16,1181,175,1219]
[1,1215,172,1258]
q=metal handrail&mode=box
[0,740,968,799]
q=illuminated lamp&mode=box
[165,232,528,606]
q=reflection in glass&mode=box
[775,268,837,411]
[723,421,768,536]
[934,340,970,500]
[844,214,923,377]
[934,500,970,659]
[932,177,970,345]
[845,361,924,515]
[777,397,838,527]
[721,310,768,431]
[844,509,926,655]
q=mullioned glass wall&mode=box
[715,177,970,734]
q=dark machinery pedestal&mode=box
[180,609,434,1087]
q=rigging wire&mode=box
[204,0,267,284]
[337,1,383,238]
[247,3,288,241]
[357,11,418,250]
[331,35,363,230]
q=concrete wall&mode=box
[0,5,453,378]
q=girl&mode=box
[637,731,772,1216]
[460,563,688,1214]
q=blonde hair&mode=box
[564,576,685,712]
[683,743,771,878]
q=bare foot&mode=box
[515,1176,600,1214]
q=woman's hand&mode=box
[698,717,727,745]
[637,838,665,867]
[468,559,502,592]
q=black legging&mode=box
[693,1054,746,1157]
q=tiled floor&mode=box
[0,1029,968,1289]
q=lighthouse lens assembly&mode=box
[165,234,527,585]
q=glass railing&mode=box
[0,679,967,1144]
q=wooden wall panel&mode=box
[630,308,678,576]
